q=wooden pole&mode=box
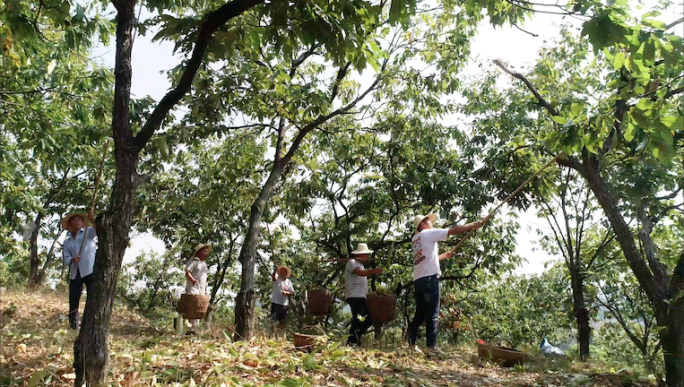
[451,153,561,254]
[78,141,110,256]
[319,257,376,263]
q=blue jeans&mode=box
[347,297,373,345]
[409,275,440,347]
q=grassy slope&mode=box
[0,289,653,387]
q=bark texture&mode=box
[70,0,264,383]
[73,0,136,384]
[576,155,683,387]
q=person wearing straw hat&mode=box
[270,264,295,338]
[345,243,383,346]
[184,243,211,334]
[408,214,484,355]
[62,210,97,329]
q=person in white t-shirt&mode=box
[270,265,295,338]
[184,243,210,334]
[409,214,483,355]
[344,243,383,346]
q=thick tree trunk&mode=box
[73,0,136,384]
[662,252,684,387]
[576,157,682,386]
[569,267,591,359]
[234,163,284,341]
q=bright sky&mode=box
[90,1,682,276]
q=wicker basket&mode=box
[179,294,210,320]
[477,342,529,367]
[294,333,327,350]
[307,288,332,316]
[367,293,396,324]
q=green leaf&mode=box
[280,379,305,387]
[612,51,625,70]
[635,99,654,110]
[551,116,567,125]
[303,355,317,370]
[642,19,666,30]
[28,370,49,387]
[570,102,584,117]
[389,0,406,24]
[624,120,636,142]
[660,115,682,129]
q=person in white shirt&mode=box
[270,265,295,338]
[62,210,97,330]
[409,214,483,355]
[344,243,383,346]
[185,243,210,334]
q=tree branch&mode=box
[494,59,559,116]
[132,0,265,151]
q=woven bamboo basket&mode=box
[477,342,529,367]
[179,294,210,320]
[307,288,332,316]
[366,293,396,325]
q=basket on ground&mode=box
[307,288,332,316]
[293,333,327,350]
[477,342,528,367]
[178,294,210,319]
[366,293,396,325]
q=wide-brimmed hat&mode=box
[61,212,89,232]
[412,214,437,230]
[194,243,211,254]
[351,243,374,255]
[276,265,292,278]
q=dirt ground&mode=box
[0,289,654,386]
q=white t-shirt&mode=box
[271,276,294,306]
[412,228,449,280]
[345,259,368,299]
[185,257,209,295]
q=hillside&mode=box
[0,289,653,387]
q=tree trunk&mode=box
[374,323,383,340]
[28,213,44,286]
[662,252,684,387]
[233,163,284,341]
[73,0,136,384]
[35,232,62,286]
[576,157,682,386]
[569,266,591,359]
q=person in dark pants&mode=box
[61,210,97,330]
[270,264,294,339]
[344,243,383,346]
[408,214,483,355]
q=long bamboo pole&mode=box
[77,141,110,256]
[450,153,561,254]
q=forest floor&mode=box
[1,289,654,387]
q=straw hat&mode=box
[412,214,437,230]
[194,243,211,254]
[351,243,374,255]
[276,265,292,278]
[61,212,89,232]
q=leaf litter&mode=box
[1,289,655,386]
